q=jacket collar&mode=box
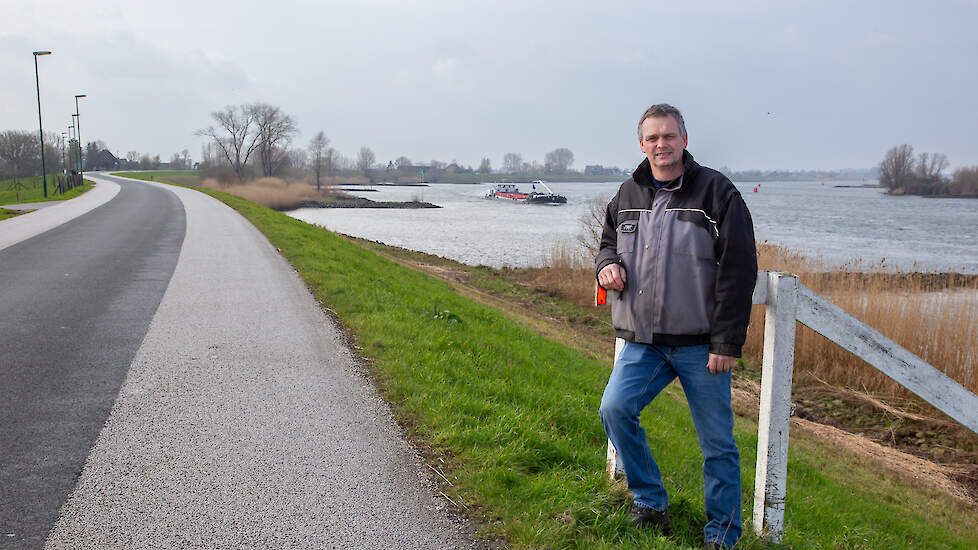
[632,150,699,192]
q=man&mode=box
[595,104,757,549]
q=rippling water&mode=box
[287,180,978,273]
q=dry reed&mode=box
[530,200,978,400]
[533,240,599,303]
[747,242,978,398]
[202,177,335,210]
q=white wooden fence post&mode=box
[606,337,626,480]
[752,272,798,542]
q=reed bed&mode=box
[529,238,978,401]
[749,243,978,399]
[201,177,336,210]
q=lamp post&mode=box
[71,114,79,178]
[75,94,86,179]
[33,50,52,197]
[68,124,74,179]
[61,131,67,174]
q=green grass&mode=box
[142,174,978,549]
[0,208,24,221]
[0,175,94,205]
[114,170,202,187]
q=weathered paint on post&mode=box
[752,272,797,541]
[795,284,978,435]
[606,337,627,480]
[750,269,768,306]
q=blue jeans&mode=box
[599,342,741,548]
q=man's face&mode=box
[639,115,687,174]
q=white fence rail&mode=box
[603,270,978,543]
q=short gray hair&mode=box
[637,104,686,140]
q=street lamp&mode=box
[75,94,86,180]
[33,50,52,197]
[68,124,74,177]
[61,131,67,174]
[72,114,80,179]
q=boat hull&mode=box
[526,193,567,204]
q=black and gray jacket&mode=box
[595,151,757,357]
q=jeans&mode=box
[599,342,741,548]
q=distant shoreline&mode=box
[295,197,440,209]
[919,194,978,199]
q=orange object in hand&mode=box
[595,284,607,305]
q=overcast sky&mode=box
[3,0,976,172]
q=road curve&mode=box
[0,176,186,549]
[44,176,480,549]
[0,177,120,252]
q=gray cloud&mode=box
[4,0,976,171]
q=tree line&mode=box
[195,102,582,185]
[0,128,196,183]
[879,144,978,197]
[0,130,68,183]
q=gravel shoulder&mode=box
[45,178,482,549]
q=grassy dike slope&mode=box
[134,174,977,549]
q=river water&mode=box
[287,180,978,273]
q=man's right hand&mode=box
[598,263,627,292]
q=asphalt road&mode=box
[0,176,186,549]
[2,174,482,549]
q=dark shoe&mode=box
[627,505,671,534]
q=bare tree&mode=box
[357,146,376,175]
[325,147,335,177]
[951,166,978,196]
[578,195,610,258]
[286,148,307,176]
[502,152,522,174]
[196,104,261,179]
[879,144,915,192]
[332,152,354,172]
[0,130,40,185]
[308,131,330,192]
[914,152,948,182]
[544,147,574,174]
[126,150,139,164]
[394,156,412,170]
[43,132,61,175]
[478,157,491,173]
[250,103,297,177]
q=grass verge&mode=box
[114,170,202,187]
[143,173,978,549]
[0,176,94,205]
[0,208,25,221]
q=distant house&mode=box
[87,149,121,171]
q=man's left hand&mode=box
[707,353,737,374]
